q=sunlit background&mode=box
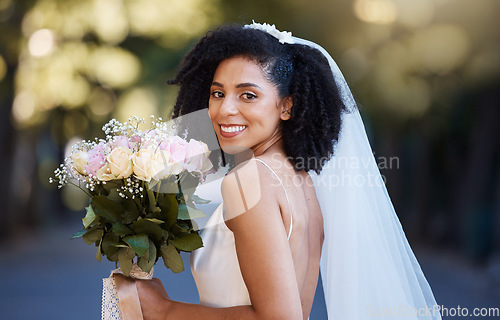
[1,0,499,319]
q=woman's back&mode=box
[192,152,324,320]
[256,154,324,319]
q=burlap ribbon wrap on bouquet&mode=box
[102,264,154,320]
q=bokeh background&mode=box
[0,0,499,319]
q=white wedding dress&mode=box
[189,22,441,320]
[191,158,293,308]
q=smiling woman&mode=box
[131,23,442,320]
[170,25,344,174]
[208,56,293,155]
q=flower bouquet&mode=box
[50,116,213,319]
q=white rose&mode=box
[132,148,156,182]
[72,151,89,175]
[107,147,133,179]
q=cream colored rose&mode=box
[95,164,114,181]
[132,148,156,181]
[72,151,89,175]
[152,150,183,180]
[107,146,133,179]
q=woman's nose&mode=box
[219,96,238,116]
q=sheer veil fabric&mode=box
[192,23,442,320]
[289,36,442,319]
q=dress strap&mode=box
[250,158,293,240]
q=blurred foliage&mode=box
[0,0,499,261]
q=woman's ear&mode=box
[280,96,293,121]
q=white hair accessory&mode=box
[244,20,295,44]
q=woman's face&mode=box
[208,56,291,155]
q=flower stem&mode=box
[147,185,156,212]
[155,180,162,203]
[68,181,92,197]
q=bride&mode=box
[131,22,442,320]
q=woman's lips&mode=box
[219,124,247,138]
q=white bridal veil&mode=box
[289,35,442,320]
[183,22,442,320]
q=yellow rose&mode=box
[72,151,89,175]
[95,164,114,181]
[107,147,133,179]
[132,148,156,181]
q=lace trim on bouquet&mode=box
[102,265,154,320]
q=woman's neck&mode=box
[234,136,285,165]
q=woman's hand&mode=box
[136,278,171,320]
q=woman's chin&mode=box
[220,144,252,155]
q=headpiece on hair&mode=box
[244,20,295,44]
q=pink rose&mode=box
[84,143,107,176]
[141,129,161,148]
[129,135,141,150]
[159,139,170,150]
[168,136,189,164]
[185,139,211,172]
[112,136,130,149]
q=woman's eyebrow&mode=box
[210,82,262,90]
[236,82,262,90]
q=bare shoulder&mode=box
[220,158,303,318]
[221,158,281,225]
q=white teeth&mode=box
[221,125,246,133]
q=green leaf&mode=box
[192,194,211,204]
[70,229,87,240]
[178,203,206,220]
[138,239,157,273]
[118,247,136,276]
[132,219,162,242]
[171,223,189,236]
[162,229,169,240]
[159,193,178,226]
[82,206,97,228]
[102,180,123,192]
[96,239,102,262]
[147,188,157,212]
[107,188,122,202]
[111,222,134,237]
[114,243,130,248]
[179,173,200,191]
[146,218,165,224]
[161,242,184,273]
[102,232,120,257]
[82,228,104,245]
[121,200,141,224]
[171,233,203,252]
[92,196,124,223]
[107,249,119,262]
[123,234,149,257]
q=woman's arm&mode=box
[136,160,303,320]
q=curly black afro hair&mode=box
[169,24,349,174]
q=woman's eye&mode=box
[242,93,257,100]
[211,91,224,99]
